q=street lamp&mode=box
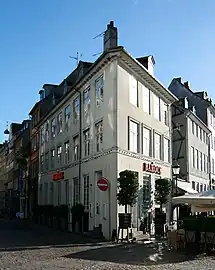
[172,160,180,228]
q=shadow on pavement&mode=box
[63,241,196,267]
[0,219,105,252]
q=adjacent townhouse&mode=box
[169,78,215,189]
[37,21,177,239]
[172,98,211,197]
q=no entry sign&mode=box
[97,177,109,191]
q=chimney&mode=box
[39,89,45,100]
[103,21,118,52]
[136,55,155,76]
[184,81,190,89]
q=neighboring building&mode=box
[37,21,177,239]
[0,142,9,211]
[169,78,215,188]
[4,121,31,216]
[172,97,211,194]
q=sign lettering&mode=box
[52,171,64,181]
[143,162,161,175]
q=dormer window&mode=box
[63,80,68,95]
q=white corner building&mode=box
[37,21,177,239]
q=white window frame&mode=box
[154,94,161,121]
[191,147,195,168]
[65,105,71,130]
[73,177,80,204]
[84,87,90,114]
[142,126,151,157]
[83,175,89,211]
[129,75,138,107]
[73,135,79,161]
[154,132,161,160]
[73,96,80,123]
[57,112,63,134]
[51,118,56,138]
[95,121,103,152]
[57,145,62,165]
[163,137,170,162]
[51,149,55,168]
[84,129,90,156]
[45,121,49,142]
[96,75,104,107]
[142,84,150,114]
[64,141,70,164]
[128,119,139,153]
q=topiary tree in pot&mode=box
[154,178,171,236]
[117,170,139,231]
[71,203,85,233]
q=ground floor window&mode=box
[57,182,61,205]
[83,175,89,211]
[65,180,69,205]
[73,177,80,205]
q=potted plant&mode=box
[117,170,139,229]
[71,203,85,233]
[154,178,171,236]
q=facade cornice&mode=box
[40,146,171,177]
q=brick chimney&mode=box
[103,21,118,52]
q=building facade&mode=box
[37,22,177,239]
[169,78,215,189]
[0,142,9,212]
[172,98,211,194]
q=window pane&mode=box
[154,95,160,121]
[163,138,170,162]
[129,75,138,107]
[142,84,150,114]
[154,133,161,159]
[129,120,139,153]
[143,127,151,156]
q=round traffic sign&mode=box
[97,177,109,191]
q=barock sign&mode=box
[142,162,161,175]
[52,170,64,181]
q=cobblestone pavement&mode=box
[0,220,214,270]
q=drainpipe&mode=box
[208,133,212,190]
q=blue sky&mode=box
[0,0,214,142]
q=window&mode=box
[45,152,49,170]
[41,126,45,145]
[143,127,151,156]
[212,158,215,174]
[196,183,199,192]
[191,147,195,168]
[192,121,195,134]
[45,121,49,142]
[214,137,215,150]
[95,121,103,152]
[199,152,203,171]
[204,184,207,191]
[84,129,90,156]
[57,146,62,165]
[196,124,198,137]
[64,141,70,164]
[51,149,55,168]
[163,103,168,125]
[211,136,214,149]
[96,75,104,106]
[73,177,80,204]
[154,95,160,121]
[192,181,195,190]
[203,154,206,172]
[73,96,80,123]
[128,120,139,153]
[129,75,138,107]
[142,84,150,114]
[83,175,89,211]
[65,105,71,130]
[163,138,170,162]
[154,133,161,160]
[57,182,61,205]
[195,149,199,169]
[200,184,203,192]
[200,128,202,141]
[40,154,44,172]
[51,118,56,138]
[142,175,151,208]
[84,87,90,114]
[65,180,69,205]
[57,112,63,134]
[206,155,208,173]
[73,136,79,161]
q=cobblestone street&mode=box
[0,220,214,269]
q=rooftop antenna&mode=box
[4,121,10,135]
[69,52,82,66]
[92,30,105,58]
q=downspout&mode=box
[208,133,212,190]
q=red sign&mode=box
[97,177,109,191]
[143,163,161,175]
[52,170,64,181]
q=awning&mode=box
[177,181,197,194]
